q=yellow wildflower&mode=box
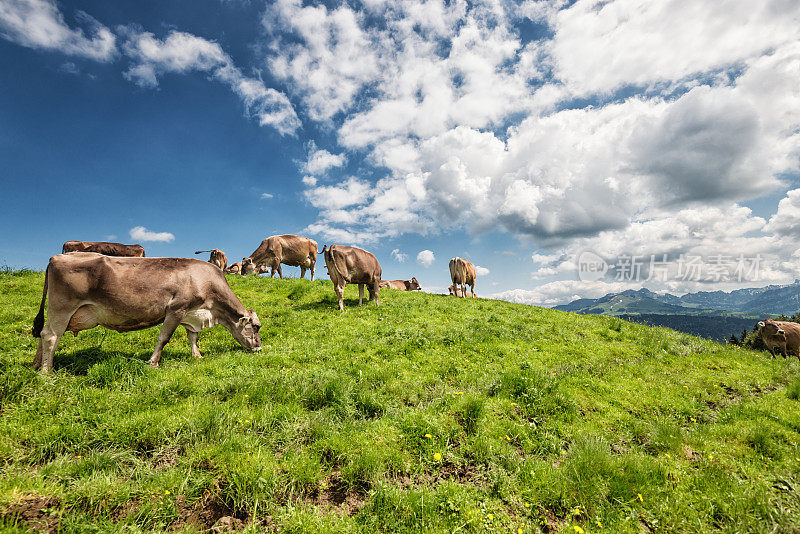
[637,493,643,502]
[690,417,696,423]
[487,514,493,520]
[518,528,523,534]
[524,503,530,508]
[574,526,584,534]
[425,433,432,438]
[434,453,442,461]
[596,518,602,527]
[165,490,171,495]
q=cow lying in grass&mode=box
[380,278,422,291]
[31,253,261,373]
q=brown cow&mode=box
[241,257,257,275]
[449,257,477,298]
[448,284,475,298]
[31,253,261,374]
[246,235,318,280]
[380,278,422,291]
[321,244,382,310]
[62,241,145,257]
[195,249,228,271]
[758,319,800,361]
[225,262,242,274]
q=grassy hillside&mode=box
[1,270,800,533]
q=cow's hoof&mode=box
[148,360,159,368]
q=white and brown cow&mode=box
[380,278,422,291]
[449,257,477,298]
[321,244,382,311]
[31,253,261,373]
[245,235,318,280]
[225,262,242,275]
[241,257,257,275]
[62,241,145,257]
[195,249,228,271]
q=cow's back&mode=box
[62,241,145,257]
[49,253,221,305]
[329,245,381,284]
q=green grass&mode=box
[1,270,799,532]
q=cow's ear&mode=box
[758,321,765,328]
[238,316,248,327]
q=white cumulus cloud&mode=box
[0,0,116,60]
[416,249,435,267]
[391,248,408,262]
[129,226,175,243]
[121,28,300,135]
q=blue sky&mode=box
[1,0,799,303]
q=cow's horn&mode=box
[758,321,765,327]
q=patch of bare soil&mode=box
[1,495,61,533]
[311,471,366,516]
[172,487,250,532]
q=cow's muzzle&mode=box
[252,346,262,352]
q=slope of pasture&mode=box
[1,270,799,533]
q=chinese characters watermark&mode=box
[577,252,763,283]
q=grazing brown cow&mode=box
[449,257,476,298]
[448,284,475,298]
[758,319,800,360]
[246,235,318,280]
[380,278,422,291]
[31,253,261,374]
[62,240,145,257]
[241,257,257,275]
[225,262,242,274]
[321,244,382,310]
[195,249,227,271]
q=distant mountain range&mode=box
[554,281,800,342]
[556,281,800,317]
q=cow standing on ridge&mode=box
[245,235,318,280]
[195,249,227,271]
[31,253,261,374]
[321,244,382,310]
[758,319,800,360]
[449,257,477,298]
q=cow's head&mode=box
[242,257,256,274]
[408,277,422,291]
[759,319,786,339]
[448,284,456,295]
[231,309,262,351]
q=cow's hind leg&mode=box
[149,315,181,368]
[358,284,365,306]
[335,282,346,311]
[38,318,69,374]
[186,328,202,359]
[310,260,315,281]
[277,263,283,279]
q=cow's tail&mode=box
[319,244,327,255]
[32,264,49,338]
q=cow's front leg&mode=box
[310,262,315,281]
[149,315,181,368]
[300,266,307,279]
[186,328,202,359]
[358,284,365,306]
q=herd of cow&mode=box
[30,236,480,373]
[35,237,800,375]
